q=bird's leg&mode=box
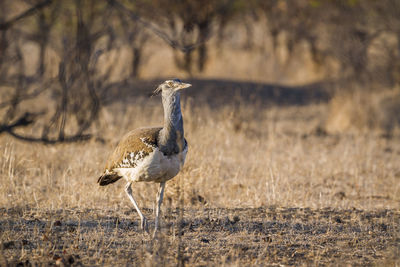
[125,182,148,233]
[153,182,166,237]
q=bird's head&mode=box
[151,78,191,97]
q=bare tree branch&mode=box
[7,131,91,144]
[0,0,53,31]
[107,0,211,53]
[0,112,36,134]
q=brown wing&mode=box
[104,127,162,171]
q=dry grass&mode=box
[324,88,400,135]
[1,83,400,265]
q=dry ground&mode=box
[1,80,400,265]
[1,207,399,266]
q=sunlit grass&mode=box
[1,96,399,211]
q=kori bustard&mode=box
[98,79,191,236]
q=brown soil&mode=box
[1,207,399,266]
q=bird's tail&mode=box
[97,172,122,186]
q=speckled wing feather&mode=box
[105,127,162,171]
[97,127,162,186]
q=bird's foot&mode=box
[141,217,149,233]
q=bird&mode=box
[97,79,191,236]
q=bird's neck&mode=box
[158,92,185,154]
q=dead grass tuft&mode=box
[324,87,400,135]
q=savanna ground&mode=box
[1,80,400,266]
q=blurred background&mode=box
[0,0,400,210]
[1,0,400,140]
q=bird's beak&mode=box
[177,83,192,90]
